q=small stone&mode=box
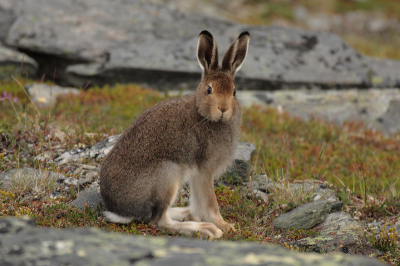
[8,245,24,255]
[220,159,251,186]
[54,135,121,165]
[272,200,343,230]
[246,174,273,192]
[235,142,256,164]
[85,171,99,180]
[251,189,269,202]
[314,212,364,235]
[70,188,104,211]
[288,229,381,257]
[25,83,80,108]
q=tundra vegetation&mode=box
[0,77,399,264]
[1,0,400,264]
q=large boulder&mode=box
[0,0,16,43]
[0,217,386,266]
[3,0,400,89]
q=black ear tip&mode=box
[239,31,250,38]
[199,30,213,38]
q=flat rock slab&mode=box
[0,217,386,266]
[273,200,343,230]
[288,229,381,257]
[3,0,400,89]
[0,46,37,80]
[240,89,400,135]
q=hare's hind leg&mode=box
[188,171,235,232]
[152,163,222,238]
[154,183,223,238]
[167,207,191,222]
[157,211,223,239]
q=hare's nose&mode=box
[218,106,229,113]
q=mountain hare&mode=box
[100,30,250,238]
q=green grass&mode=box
[0,79,399,264]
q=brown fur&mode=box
[100,30,250,238]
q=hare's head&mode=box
[195,31,250,122]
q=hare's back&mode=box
[107,95,198,168]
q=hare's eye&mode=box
[207,86,212,95]
[233,89,236,96]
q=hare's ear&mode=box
[197,30,219,76]
[221,31,250,76]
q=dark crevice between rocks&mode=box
[17,49,89,87]
[5,50,374,91]
[65,68,372,91]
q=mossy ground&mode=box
[0,78,399,264]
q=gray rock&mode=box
[220,159,251,186]
[367,221,400,237]
[3,0,400,89]
[288,211,381,256]
[367,221,383,233]
[241,88,400,135]
[0,46,37,80]
[378,99,400,135]
[234,142,256,164]
[54,134,121,164]
[246,174,273,192]
[0,0,16,43]
[314,211,364,235]
[70,187,104,211]
[251,189,270,202]
[219,142,256,185]
[0,217,386,266]
[288,229,381,257]
[273,200,343,230]
[25,83,80,107]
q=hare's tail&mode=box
[103,211,134,224]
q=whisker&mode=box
[190,116,210,131]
